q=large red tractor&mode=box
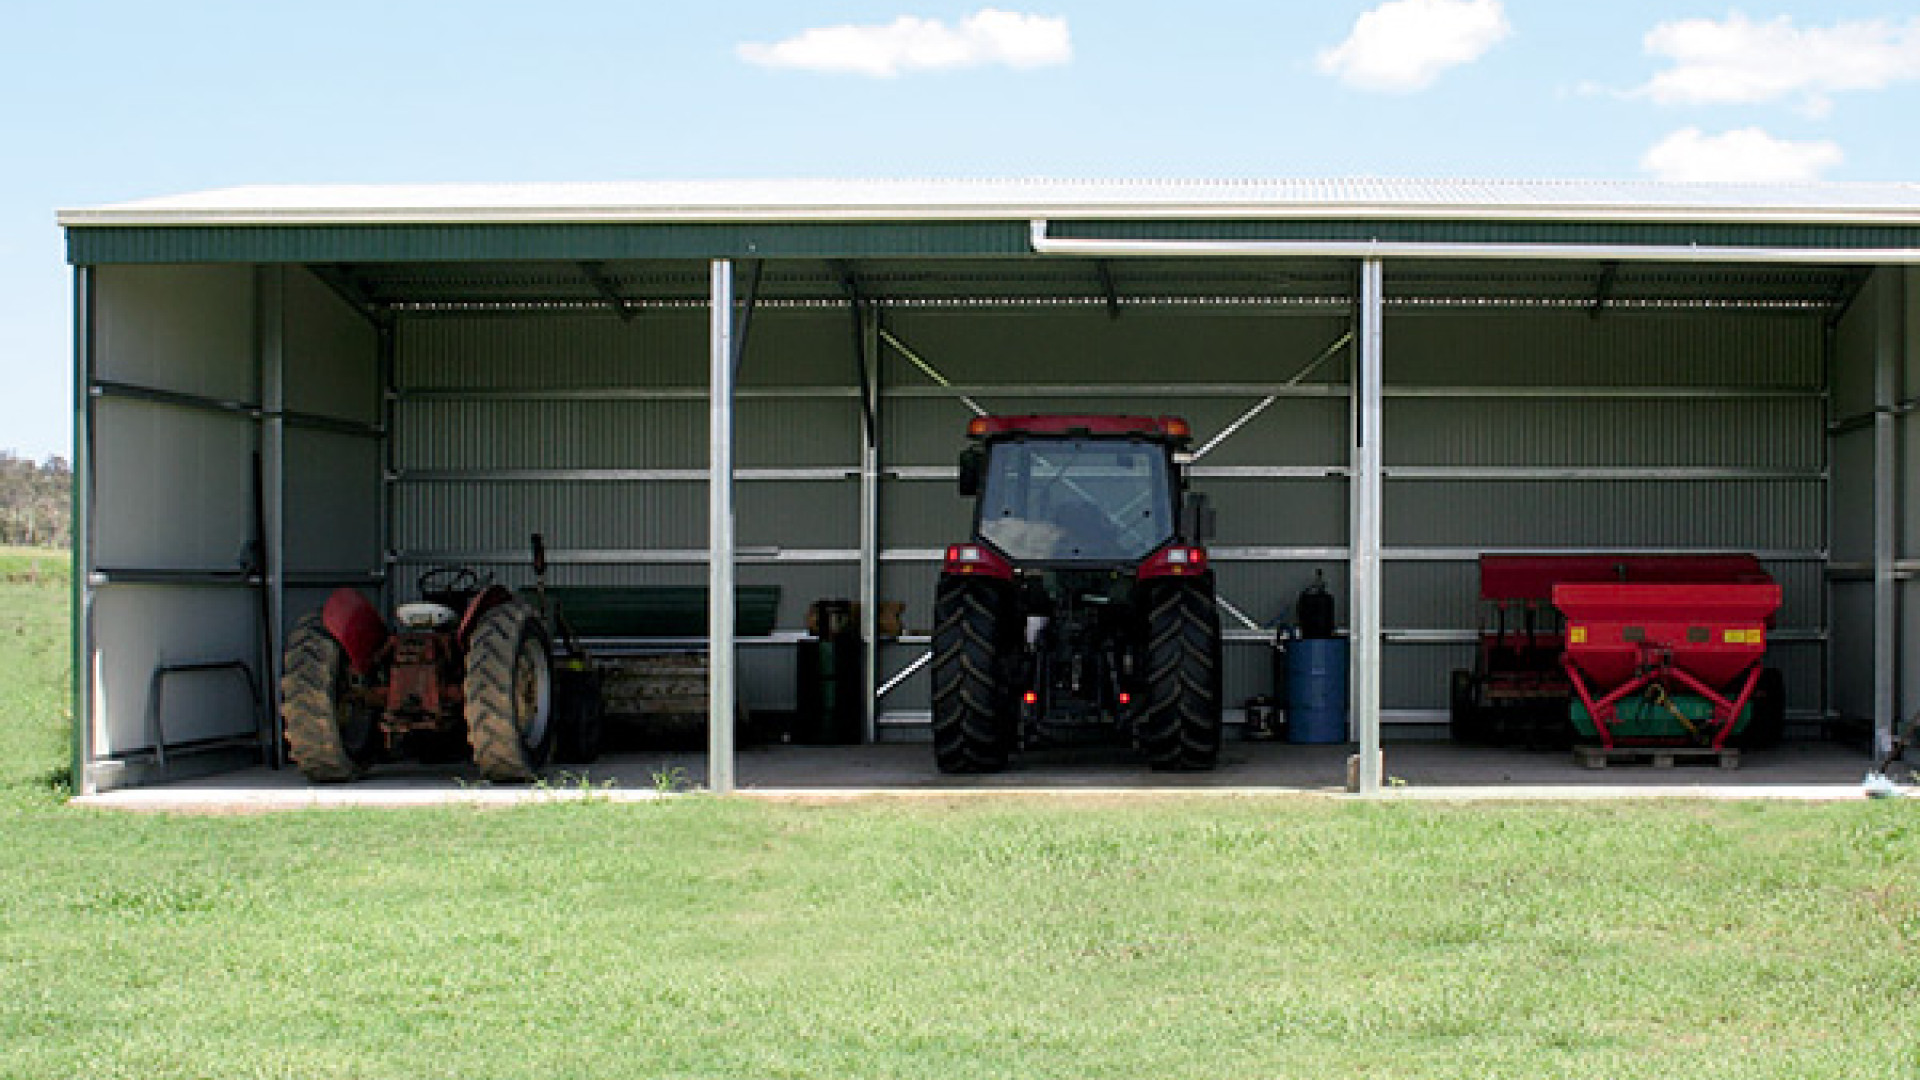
[280,537,597,783]
[932,415,1223,772]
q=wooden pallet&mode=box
[1574,745,1740,770]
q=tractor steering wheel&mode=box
[418,566,486,606]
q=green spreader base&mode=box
[1572,694,1752,744]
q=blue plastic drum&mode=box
[1286,637,1350,744]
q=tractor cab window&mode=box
[977,438,1175,562]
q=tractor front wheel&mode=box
[1138,580,1222,771]
[464,602,555,782]
[281,613,378,782]
[930,576,1017,774]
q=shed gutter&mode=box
[1027,219,1920,264]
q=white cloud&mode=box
[1317,0,1511,92]
[1639,13,1920,109]
[738,9,1071,78]
[1641,127,1844,182]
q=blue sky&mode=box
[5,0,1920,461]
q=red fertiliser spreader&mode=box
[1549,555,1784,750]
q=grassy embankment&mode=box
[0,548,1914,1079]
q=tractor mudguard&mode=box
[322,588,389,675]
[457,584,518,648]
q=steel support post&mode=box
[259,268,289,763]
[377,323,397,616]
[859,308,881,743]
[1873,269,1901,759]
[708,260,738,794]
[1352,260,1385,795]
[72,266,96,795]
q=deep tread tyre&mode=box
[1138,580,1222,771]
[464,602,555,782]
[281,613,377,783]
[554,667,605,765]
[930,576,1017,773]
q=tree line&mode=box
[0,452,72,548]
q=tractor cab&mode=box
[932,415,1223,774]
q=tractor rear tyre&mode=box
[281,613,377,782]
[464,602,556,782]
[931,576,1017,773]
[553,666,605,765]
[1138,580,1222,771]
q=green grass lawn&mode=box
[1,548,1916,1079]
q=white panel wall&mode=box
[86,266,260,781]
[83,266,382,792]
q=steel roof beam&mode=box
[1588,261,1619,320]
[831,260,878,446]
[1096,260,1122,320]
[306,264,391,330]
[577,261,633,321]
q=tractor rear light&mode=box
[1138,545,1208,579]
[943,543,1014,579]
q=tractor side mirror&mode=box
[1181,492,1216,545]
[958,446,984,497]
[531,533,548,577]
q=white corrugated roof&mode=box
[57,178,1920,227]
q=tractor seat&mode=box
[395,601,459,630]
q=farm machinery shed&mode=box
[57,179,1920,794]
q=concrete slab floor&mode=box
[72,739,1904,811]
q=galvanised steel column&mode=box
[1873,268,1900,760]
[72,266,95,796]
[708,260,737,794]
[859,307,880,743]
[259,268,287,755]
[1352,259,1385,795]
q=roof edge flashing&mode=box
[1027,219,1920,265]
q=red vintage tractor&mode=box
[280,537,597,783]
[932,415,1222,772]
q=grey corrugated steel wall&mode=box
[392,312,864,710]
[1381,309,1826,717]
[391,293,1832,727]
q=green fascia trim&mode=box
[65,221,1034,265]
[66,217,1920,266]
[1052,218,1920,250]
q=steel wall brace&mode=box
[1190,330,1353,462]
[878,327,988,416]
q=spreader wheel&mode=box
[930,576,1017,773]
[1738,667,1786,750]
[281,614,378,783]
[1138,580,1222,771]
[1449,669,1488,745]
[464,602,555,782]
